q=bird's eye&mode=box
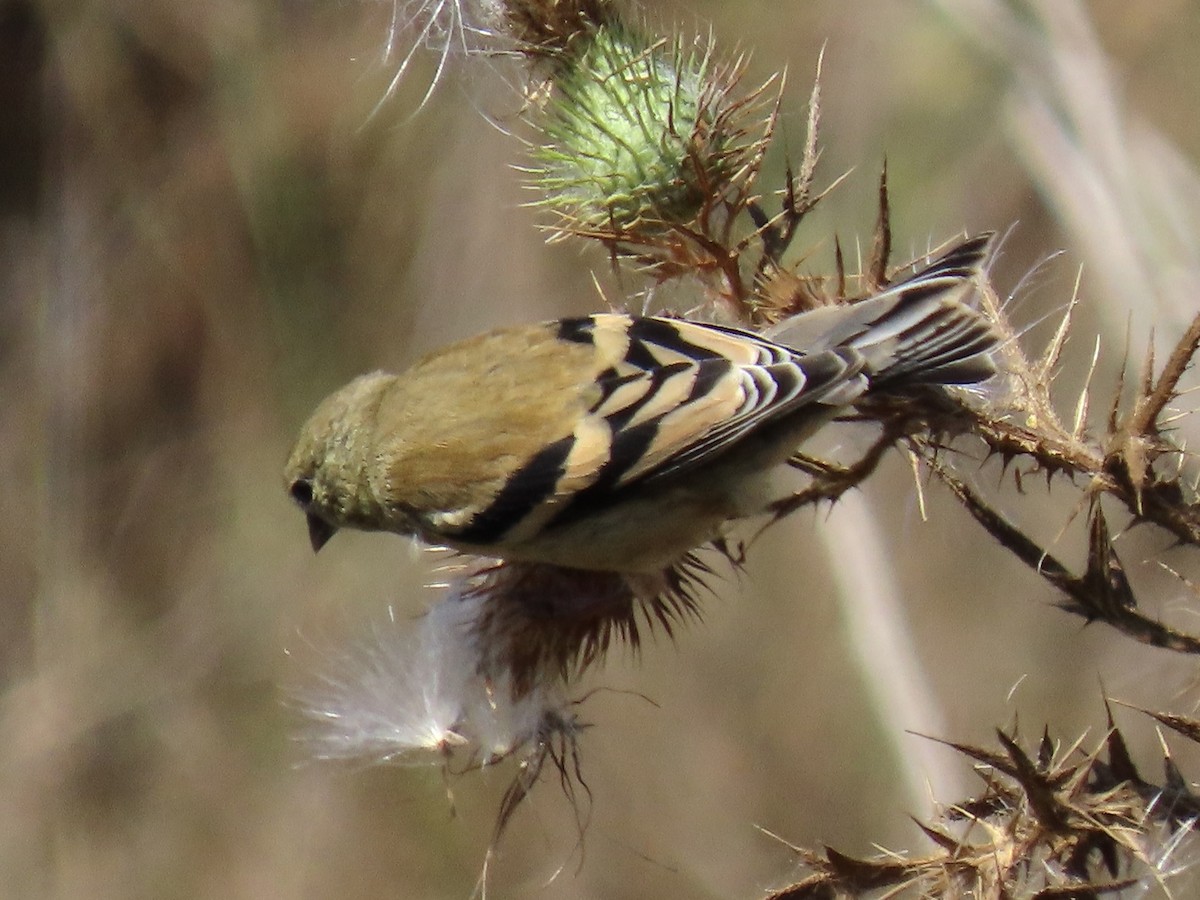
[289,479,314,507]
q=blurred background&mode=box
[5,0,1200,897]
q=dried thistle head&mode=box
[499,0,616,56]
[464,553,719,697]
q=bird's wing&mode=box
[442,316,864,546]
[573,316,867,487]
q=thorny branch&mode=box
[764,279,1200,655]
[930,460,1200,654]
[766,711,1200,899]
[765,424,905,523]
[918,292,1200,649]
[1124,312,1200,444]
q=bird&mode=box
[284,234,999,574]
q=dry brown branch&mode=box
[1130,312,1200,437]
[766,716,1200,899]
[929,459,1200,654]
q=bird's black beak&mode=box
[306,512,336,553]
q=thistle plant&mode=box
[289,1,1200,896]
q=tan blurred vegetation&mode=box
[5,1,1200,897]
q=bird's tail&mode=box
[766,234,1000,387]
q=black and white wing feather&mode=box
[555,315,870,486]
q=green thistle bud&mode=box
[531,23,733,235]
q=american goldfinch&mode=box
[285,234,999,572]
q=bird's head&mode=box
[283,371,395,552]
